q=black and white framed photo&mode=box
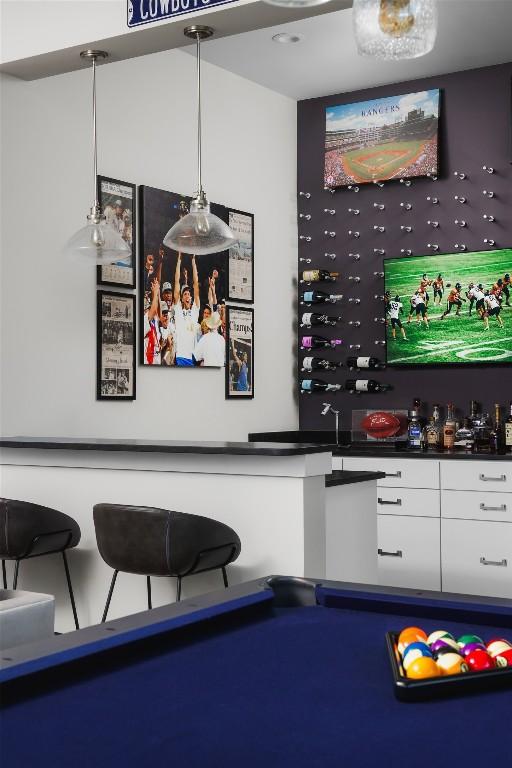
[226,209,254,303]
[96,176,136,288]
[97,290,136,400]
[226,306,254,399]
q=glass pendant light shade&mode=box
[353,0,437,60]
[264,0,331,7]
[65,211,131,264]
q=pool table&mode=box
[1,576,512,767]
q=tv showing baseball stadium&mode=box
[384,249,512,367]
[324,89,439,188]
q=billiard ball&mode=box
[457,634,484,648]
[433,645,463,660]
[402,643,433,671]
[460,642,487,658]
[465,650,496,672]
[430,637,459,655]
[426,630,454,647]
[487,640,512,658]
[435,653,469,676]
[406,656,440,680]
[495,649,512,668]
[398,627,428,654]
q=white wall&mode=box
[0,49,298,440]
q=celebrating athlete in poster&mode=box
[226,306,254,398]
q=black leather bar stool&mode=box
[93,504,241,622]
[0,498,81,629]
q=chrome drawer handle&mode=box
[378,497,402,506]
[385,471,402,478]
[479,503,507,512]
[479,474,507,482]
[480,557,508,567]
[378,548,403,558]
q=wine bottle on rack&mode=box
[301,290,343,305]
[300,379,342,394]
[300,270,339,284]
[300,312,342,328]
[345,379,391,393]
[302,357,342,372]
[346,356,385,370]
[301,335,342,350]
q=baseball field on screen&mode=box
[384,249,512,366]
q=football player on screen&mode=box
[387,295,408,340]
[484,290,504,330]
[440,283,466,319]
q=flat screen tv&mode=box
[384,248,512,366]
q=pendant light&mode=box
[353,0,437,60]
[64,50,131,264]
[163,26,237,255]
[263,0,331,7]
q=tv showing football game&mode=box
[324,89,439,188]
[384,249,512,366]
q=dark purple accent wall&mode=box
[297,63,512,430]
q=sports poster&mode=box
[97,291,136,399]
[97,176,136,288]
[226,306,254,399]
[227,210,254,303]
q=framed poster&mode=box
[227,209,254,303]
[324,89,440,188]
[139,185,228,367]
[226,306,254,399]
[97,290,136,400]
[96,176,136,288]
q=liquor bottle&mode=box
[474,413,492,453]
[346,356,385,370]
[300,379,342,394]
[301,335,342,350]
[300,290,343,305]
[490,404,505,454]
[505,402,512,453]
[454,418,475,451]
[300,270,339,284]
[469,400,480,428]
[345,379,390,393]
[301,357,342,372]
[300,312,341,328]
[408,410,422,449]
[423,416,441,451]
[432,404,441,425]
[443,403,456,450]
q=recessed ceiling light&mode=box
[272,32,304,44]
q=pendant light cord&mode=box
[196,33,203,198]
[92,56,99,210]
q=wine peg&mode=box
[324,186,336,195]
[455,220,466,228]
[484,238,496,247]
[427,220,439,228]
[299,191,311,198]
[347,208,359,215]
[324,231,336,238]
[349,253,361,261]
[374,294,385,300]
[348,298,361,304]
[401,249,412,255]
[483,214,496,222]
[454,195,466,203]
[347,185,360,193]
[373,180,385,187]
[454,243,467,251]
[349,344,361,350]
[348,321,361,327]
[483,189,495,198]
[482,165,494,174]
[428,243,440,251]
[373,203,385,210]
[373,248,385,255]
[299,213,311,220]
[373,225,385,233]
[427,196,439,204]
[400,179,412,187]
[324,209,336,215]
[374,317,386,324]
[373,271,384,278]
[374,340,386,346]
[453,171,467,180]
[299,235,312,242]
[324,252,337,260]
[348,276,361,283]
[400,202,413,211]
[299,258,311,263]
[427,171,438,181]
[401,225,413,233]
[348,230,360,239]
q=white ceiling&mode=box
[187,0,512,100]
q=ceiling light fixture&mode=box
[272,32,304,44]
[64,51,131,264]
[164,26,236,255]
[353,0,437,60]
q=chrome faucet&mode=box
[321,403,341,445]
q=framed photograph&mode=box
[96,176,136,288]
[227,209,254,303]
[226,306,254,399]
[97,290,136,400]
[324,89,440,188]
[139,185,228,367]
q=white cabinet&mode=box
[377,515,441,591]
[441,461,512,493]
[377,487,440,518]
[343,456,439,489]
[442,490,512,523]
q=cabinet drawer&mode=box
[441,461,512,493]
[441,519,512,599]
[377,488,440,517]
[377,515,441,591]
[343,457,439,489]
[442,490,512,523]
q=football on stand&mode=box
[361,411,402,439]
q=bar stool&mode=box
[0,498,81,629]
[93,503,241,622]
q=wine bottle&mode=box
[345,379,390,393]
[300,312,341,327]
[505,402,512,453]
[346,356,384,370]
[301,336,342,350]
[300,379,342,394]
[302,356,342,372]
[300,270,339,284]
[301,290,343,305]
[490,403,505,454]
[443,403,456,450]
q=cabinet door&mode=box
[442,519,512,599]
[377,488,440,518]
[441,461,512,493]
[377,515,441,591]
[441,490,512,523]
[343,457,439,489]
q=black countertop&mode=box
[325,470,386,487]
[0,437,331,458]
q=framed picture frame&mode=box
[226,208,254,303]
[225,306,254,399]
[97,290,136,400]
[96,175,136,288]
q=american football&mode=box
[361,411,402,439]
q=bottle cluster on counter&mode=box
[408,399,512,454]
